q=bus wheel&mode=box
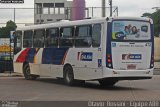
[23,64,39,80]
[64,65,75,86]
[98,79,118,87]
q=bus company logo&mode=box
[122,54,142,60]
[77,52,93,61]
[112,43,116,47]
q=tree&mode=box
[0,20,17,38]
[6,20,17,30]
[142,13,152,18]
[142,10,160,36]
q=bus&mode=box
[13,17,154,86]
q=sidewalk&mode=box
[154,69,160,75]
[0,72,22,77]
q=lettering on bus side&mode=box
[77,52,93,61]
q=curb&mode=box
[154,69,160,75]
[0,73,22,77]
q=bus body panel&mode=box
[102,67,153,78]
[104,18,154,80]
[14,62,23,74]
[14,49,25,74]
[110,20,153,71]
[14,47,104,80]
[30,63,40,75]
[64,48,103,80]
[112,42,152,70]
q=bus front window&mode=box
[14,31,22,55]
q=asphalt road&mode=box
[0,75,160,101]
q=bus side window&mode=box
[75,25,92,47]
[33,29,45,48]
[23,30,33,48]
[14,31,22,54]
[59,27,74,47]
[92,24,101,47]
[46,28,59,47]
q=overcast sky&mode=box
[0,0,159,27]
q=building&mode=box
[34,0,73,24]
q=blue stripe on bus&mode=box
[26,48,37,63]
[42,48,69,65]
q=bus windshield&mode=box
[112,20,151,41]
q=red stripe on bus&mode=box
[61,49,69,65]
[16,48,30,62]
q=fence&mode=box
[0,7,118,27]
[0,38,13,73]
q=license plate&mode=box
[127,64,136,69]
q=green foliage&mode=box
[142,13,152,17]
[6,20,17,30]
[142,10,160,36]
[0,20,17,38]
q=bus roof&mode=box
[16,17,152,31]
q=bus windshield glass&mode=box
[112,20,151,41]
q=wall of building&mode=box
[154,37,160,69]
[34,0,72,24]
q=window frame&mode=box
[59,26,75,47]
[45,28,59,48]
[75,24,92,48]
[33,29,45,48]
[92,23,102,47]
[23,30,33,48]
[14,30,22,54]
[15,30,23,48]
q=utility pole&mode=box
[102,0,106,17]
[116,6,118,16]
[109,0,112,17]
[14,8,15,23]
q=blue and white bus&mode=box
[14,17,154,86]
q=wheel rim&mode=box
[25,66,30,76]
[24,65,31,79]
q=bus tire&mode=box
[98,79,118,87]
[63,65,75,86]
[23,64,39,80]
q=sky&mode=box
[0,0,159,27]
